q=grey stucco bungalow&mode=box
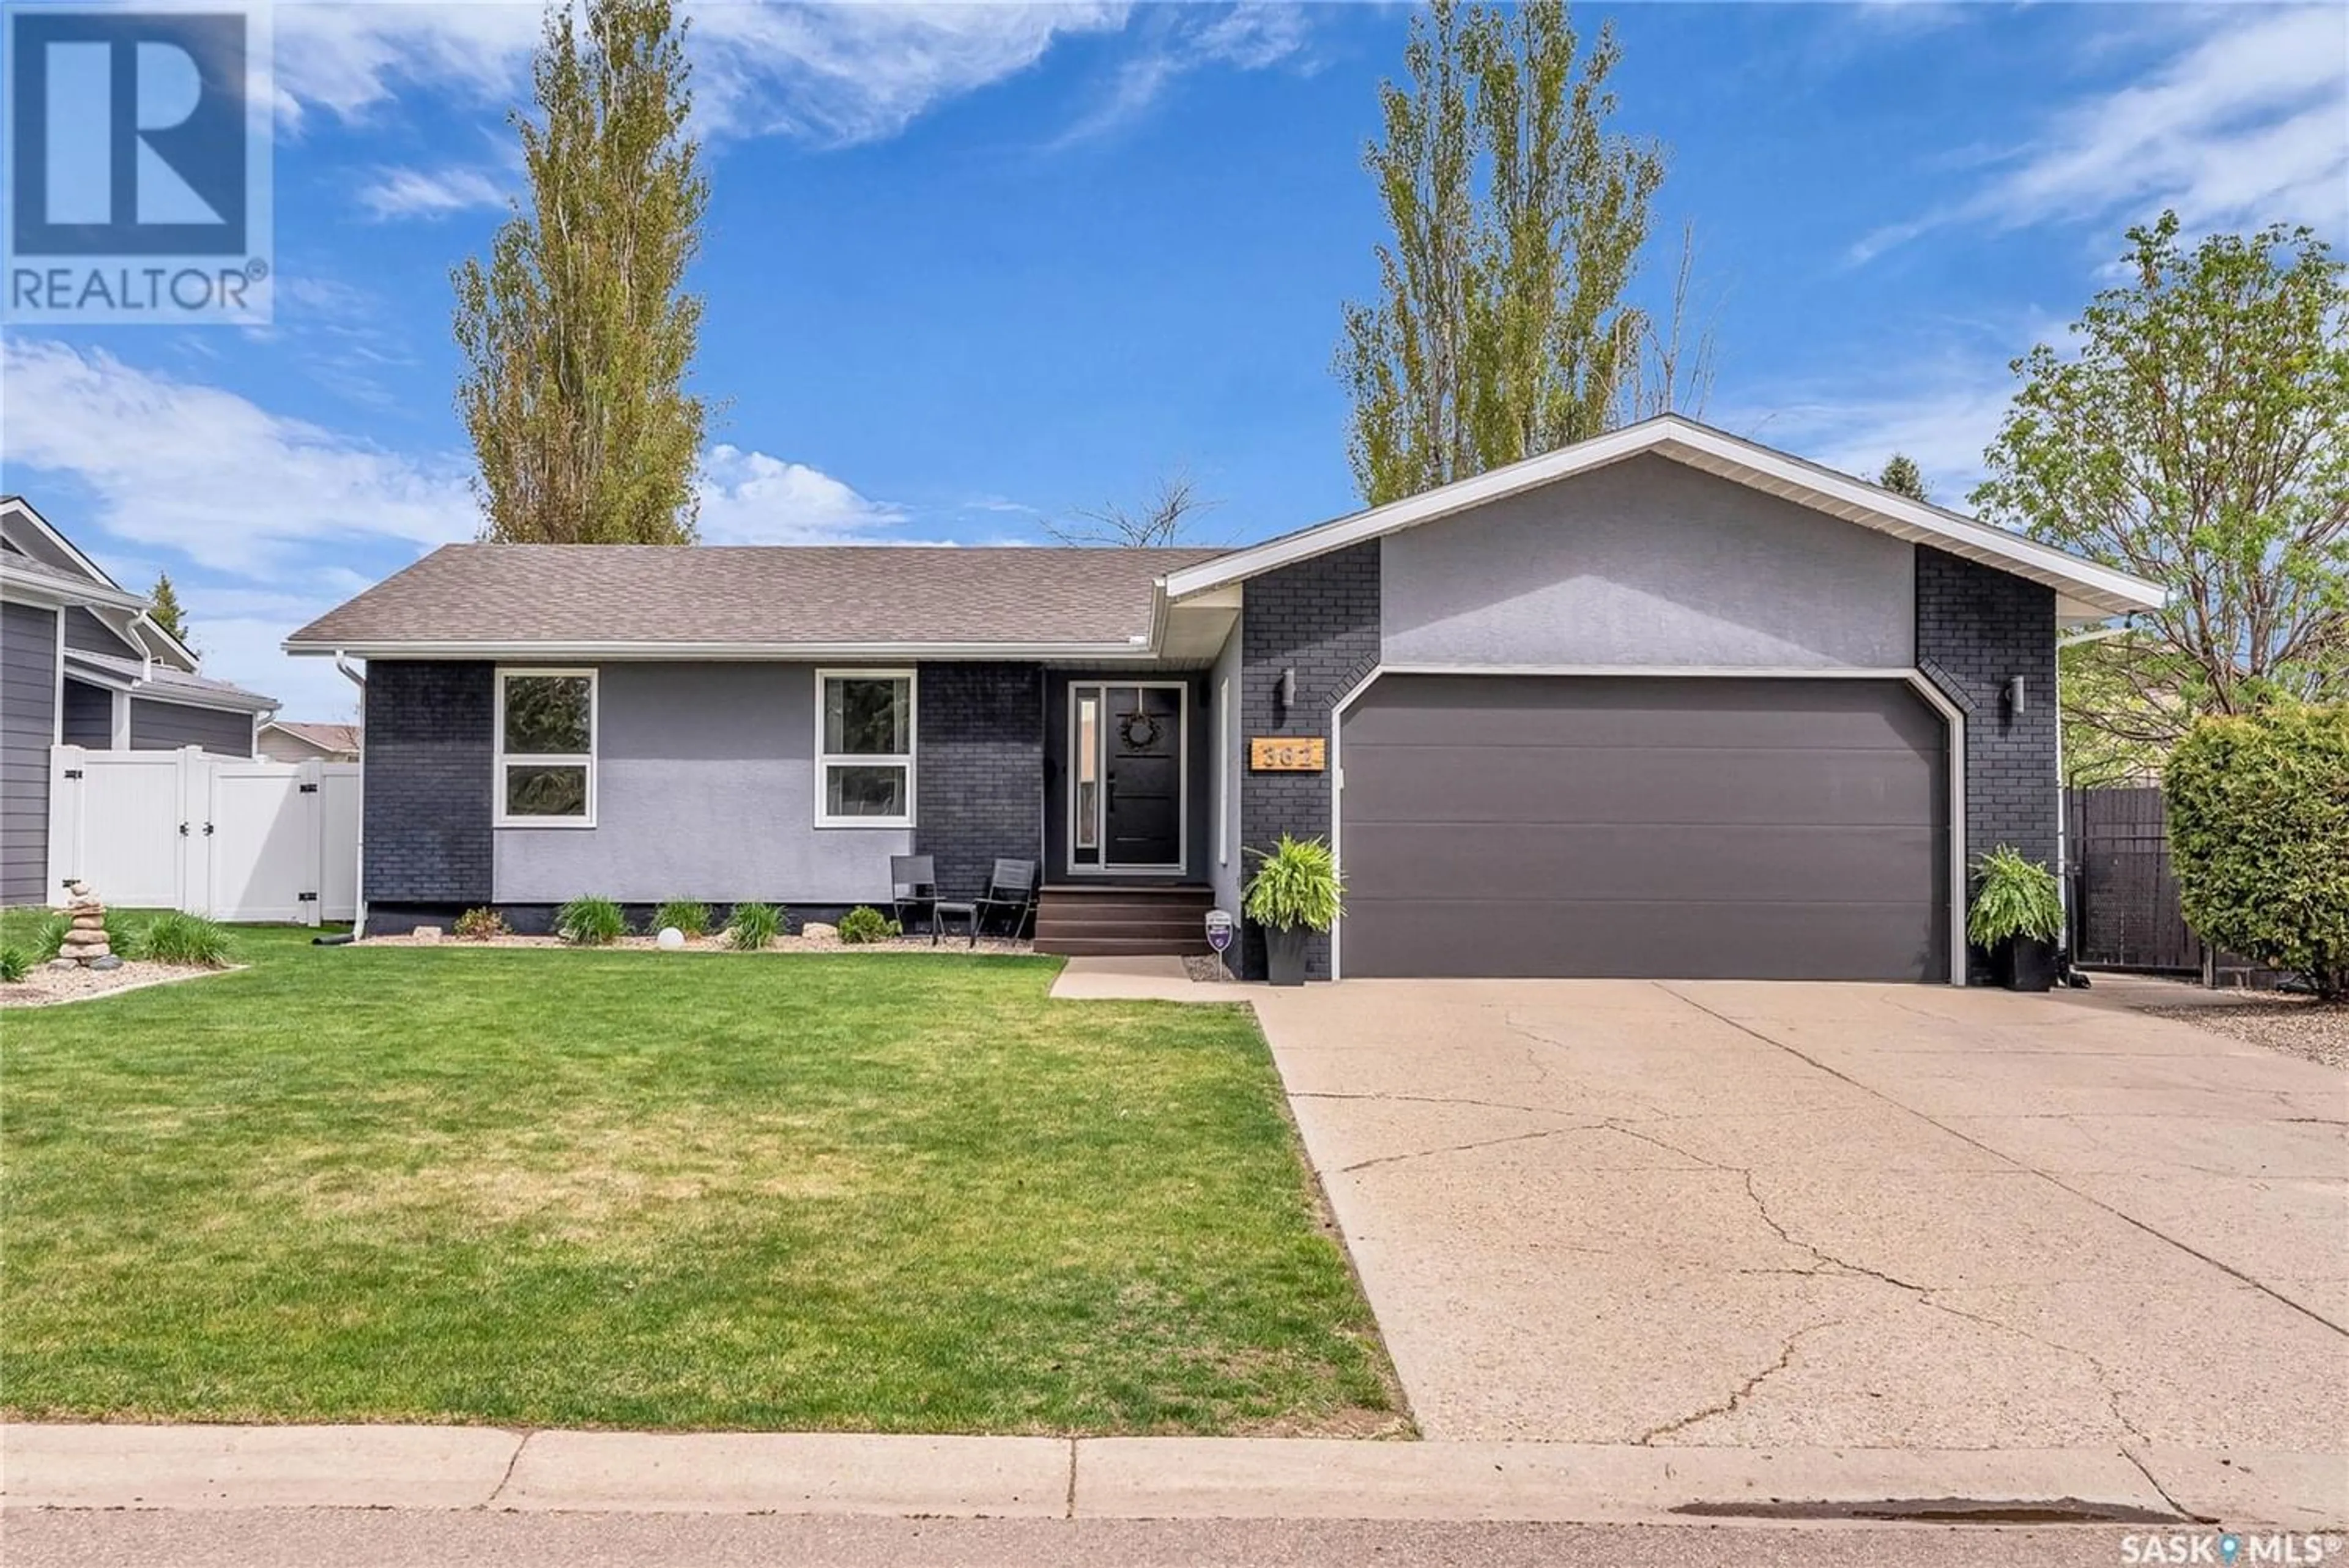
[1,497,280,906]
[286,417,2164,983]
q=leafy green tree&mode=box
[1338,0,1666,505]
[1877,454,1927,501]
[1974,214,2349,757]
[454,0,710,544]
[147,573,191,652]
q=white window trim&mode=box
[1215,675,1231,868]
[494,666,598,828]
[815,667,918,830]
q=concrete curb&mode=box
[7,1425,2339,1528]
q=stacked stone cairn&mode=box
[55,881,122,972]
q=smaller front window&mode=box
[496,669,596,826]
[817,671,915,828]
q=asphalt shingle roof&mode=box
[286,544,1230,651]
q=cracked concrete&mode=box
[1247,979,2349,1468]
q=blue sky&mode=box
[3,1,2344,716]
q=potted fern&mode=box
[1244,834,1343,987]
[1967,845,2065,992]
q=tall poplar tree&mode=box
[454,0,710,544]
[1338,0,1666,505]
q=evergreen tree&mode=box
[1878,454,1928,501]
[147,573,191,651]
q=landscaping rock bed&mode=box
[362,931,1034,956]
[2143,998,2349,1071]
[0,960,237,1009]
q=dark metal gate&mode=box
[2064,786,2203,973]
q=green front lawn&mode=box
[0,916,1397,1433]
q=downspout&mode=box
[335,652,368,938]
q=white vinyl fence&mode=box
[46,746,360,924]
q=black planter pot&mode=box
[1263,925,1311,987]
[1999,935,2059,992]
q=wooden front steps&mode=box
[1033,883,1215,957]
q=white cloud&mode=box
[693,444,912,543]
[357,165,510,221]
[1853,6,2349,264]
[1,339,480,572]
[1052,2,1313,146]
[275,0,1135,147]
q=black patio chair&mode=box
[973,858,1039,944]
[889,854,938,942]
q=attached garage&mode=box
[1335,674,1953,982]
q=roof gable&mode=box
[1161,416,2166,623]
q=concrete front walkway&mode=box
[1243,978,2347,1491]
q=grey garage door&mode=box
[1337,675,1950,981]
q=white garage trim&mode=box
[1326,664,1967,985]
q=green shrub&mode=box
[29,908,132,962]
[2165,705,2349,1000]
[0,945,28,983]
[139,912,233,968]
[29,912,67,963]
[1966,845,2065,949]
[454,907,510,941]
[725,901,782,951]
[653,899,711,939]
[836,905,899,945]
[555,896,628,947]
[1244,834,1345,932]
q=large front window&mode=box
[496,669,595,825]
[817,670,915,828]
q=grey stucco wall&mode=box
[128,697,253,756]
[1238,542,1381,980]
[1915,545,2060,983]
[1208,617,1244,920]
[914,662,1043,897]
[1,601,58,904]
[1381,454,1916,669]
[59,678,111,746]
[365,661,495,906]
[494,662,912,905]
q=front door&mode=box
[1069,683,1184,870]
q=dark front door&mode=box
[1073,683,1184,869]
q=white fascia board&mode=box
[1161,415,2169,619]
[0,571,149,614]
[0,496,124,591]
[282,637,1171,661]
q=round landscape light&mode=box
[656,926,686,950]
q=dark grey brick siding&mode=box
[915,661,1044,897]
[1915,545,2060,982]
[363,661,494,905]
[1236,542,1381,979]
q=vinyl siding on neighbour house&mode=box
[128,697,253,756]
[1,601,59,904]
[59,679,111,747]
[62,606,137,657]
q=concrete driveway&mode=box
[1251,980,2348,1458]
